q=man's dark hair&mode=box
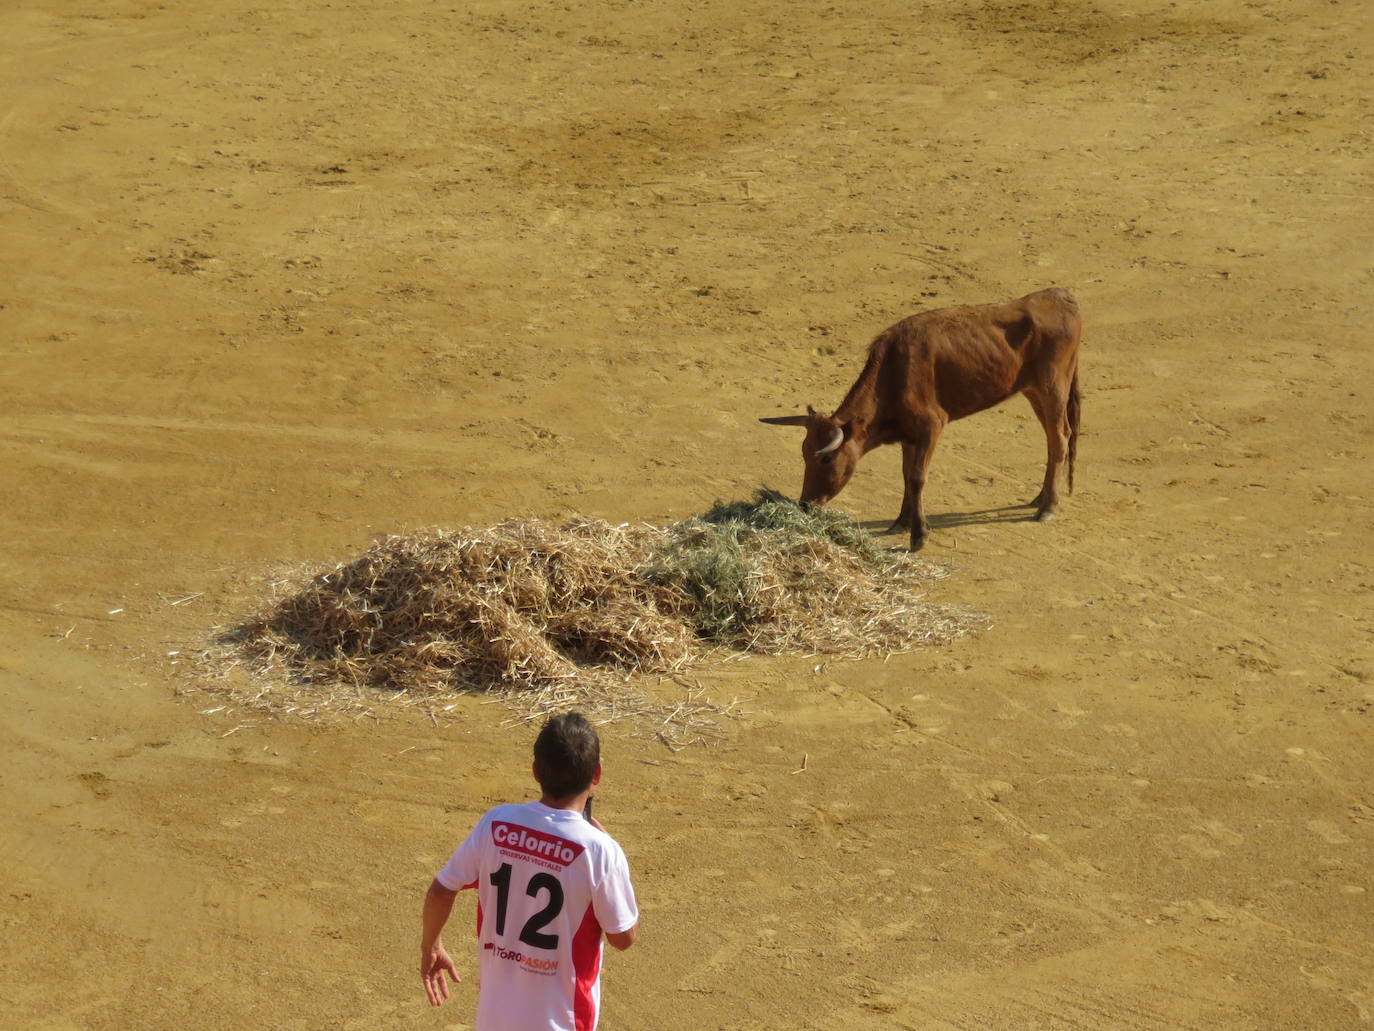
[533,712,600,799]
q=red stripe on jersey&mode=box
[571,903,603,1031]
[461,880,482,938]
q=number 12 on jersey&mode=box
[489,862,564,950]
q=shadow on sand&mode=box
[857,503,1040,537]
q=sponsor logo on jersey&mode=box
[492,821,585,868]
[484,941,559,975]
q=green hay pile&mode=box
[201,491,984,736]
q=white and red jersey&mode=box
[436,801,638,1031]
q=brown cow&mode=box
[760,287,1082,550]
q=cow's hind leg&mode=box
[1025,387,1069,520]
[886,442,916,532]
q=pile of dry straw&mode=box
[202,491,984,743]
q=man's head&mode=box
[533,711,601,801]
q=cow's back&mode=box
[878,290,1072,421]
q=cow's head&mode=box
[759,406,861,505]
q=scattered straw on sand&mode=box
[194,491,986,744]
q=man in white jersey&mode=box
[421,712,639,1031]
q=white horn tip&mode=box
[814,425,844,456]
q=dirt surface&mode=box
[3,0,1372,1028]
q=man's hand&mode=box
[421,879,460,1005]
[421,944,461,1007]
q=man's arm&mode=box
[605,923,638,951]
[586,812,639,951]
[593,823,638,952]
[421,879,461,1007]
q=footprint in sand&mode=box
[1201,820,1245,846]
[1178,834,1222,859]
[1307,819,1351,845]
[1179,821,1244,858]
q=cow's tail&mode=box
[1067,364,1081,493]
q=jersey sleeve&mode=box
[592,840,639,934]
[434,814,486,891]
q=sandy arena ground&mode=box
[3,0,1372,1028]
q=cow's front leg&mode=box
[908,498,931,551]
[903,425,942,551]
[886,443,916,533]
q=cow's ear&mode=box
[759,414,811,427]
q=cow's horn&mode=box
[814,425,844,456]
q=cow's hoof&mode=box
[1034,508,1056,522]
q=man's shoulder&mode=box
[498,806,621,850]
[572,824,630,868]
[475,802,626,855]
[463,802,529,837]
[484,801,534,821]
